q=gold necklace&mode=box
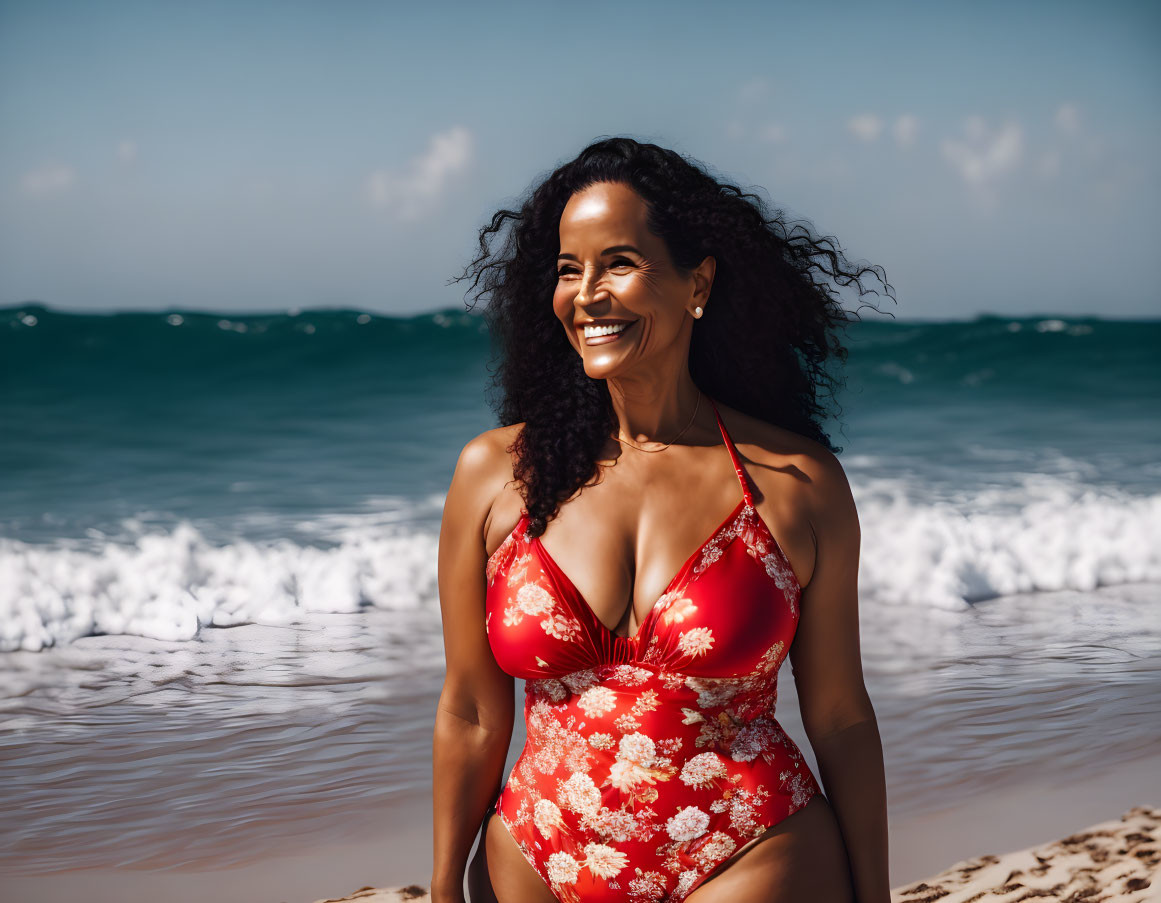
[615,390,702,453]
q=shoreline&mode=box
[3,750,1158,903]
[309,804,1161,903]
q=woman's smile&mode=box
[583,319,639,345]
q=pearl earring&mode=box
[693,306,703,318]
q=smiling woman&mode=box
[434,136,895,903]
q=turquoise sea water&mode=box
[1,303,1158,877]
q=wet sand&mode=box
[5,751,1155,903]
[309,801,1161,903]
[2,586,1158,901]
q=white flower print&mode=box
[665,805,710,842]
[503,580,554,627]
[780,770,816,809]
[727,786,771,836]
[675,870,701,896]
[656,736,683,758]
[502,608,523,629]
[607,735,677,794]
[609,665,653,687]
[577,686,618,719]
[692,534,728,574]
[516,582,555,616]
[617,732,656,766]
[560,669,600,694]
[584,842,628,879]
[614,713,642,733]
[608,759,654,792]
[729,718,787,764]
[526,700,595,776]
[630,689,660,717]
[589,807,636,843]
[752,640,785,677]
[541,611,584,642]
[546,850,581,885]
[685,675,742,710]
[534,798,564,837]
[679,752,728,789]
[657,593,695,626]
[627,869,667,902]
[760,552,789,586]
[677,627,715,658]
[692,831,737,870]
[486,534,521,584]
[657,670,687,691]
[558,772,601,818]
[728,726,762,762]
[529,678,568,703]
[588,732,615,750]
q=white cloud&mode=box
[1055,103,1080,134]
[848,113,883,142]
[21,164,76,195]
[117,140,138,163]
[758,122,787,145]
[940,117,1023,186]
[893,114,919,149]
[366,126,474,220]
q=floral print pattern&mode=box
[482,403,820,902]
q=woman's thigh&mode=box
[685,794,855,903]
[478,807,558,903]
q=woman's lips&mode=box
[583,320,638,346]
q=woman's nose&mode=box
[576,268,608,304]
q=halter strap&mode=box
[708,398,754,505]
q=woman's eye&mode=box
[556,260,634,277]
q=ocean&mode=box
[1,303,1159,878]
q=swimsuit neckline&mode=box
[487,397,800,647]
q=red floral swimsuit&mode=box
[484,399,821,902]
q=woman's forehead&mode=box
[560,184,649,239]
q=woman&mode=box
[432,137,893,903]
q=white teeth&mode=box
[584,322,630,338]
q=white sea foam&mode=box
[0,522,439,652]
[1,478,1159,652]
[856,477,1161,610]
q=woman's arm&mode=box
[431,432,516,903]
[789,450,890,903]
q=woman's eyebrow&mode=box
[557,244,643,261]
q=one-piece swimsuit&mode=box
[484,398,821,903]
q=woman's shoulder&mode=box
[451,422,527,524]
[716,402,851,506]
[454,422,524,483]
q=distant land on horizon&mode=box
[3,301,1158,325]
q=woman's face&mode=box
[553,181,713,378]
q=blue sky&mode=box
[1,0,1158,318]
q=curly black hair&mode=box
[450,136,895,540]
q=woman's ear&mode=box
[693,255,716,305]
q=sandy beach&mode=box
[2,749,1157,902]
[310,804,1159,903]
